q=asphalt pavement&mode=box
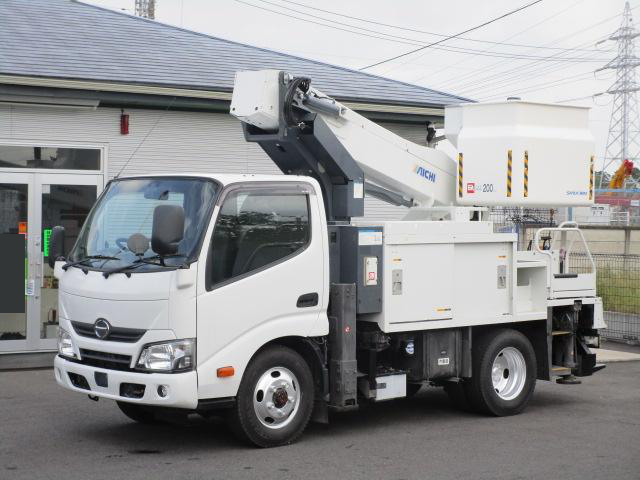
[1,362,639,480]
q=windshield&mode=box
[69,177,219,272]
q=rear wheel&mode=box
[116,401,158,424]
[465,329,536,416]
[229,346,314,448]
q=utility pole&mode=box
[597,1,640,190]
[135,0,156,19]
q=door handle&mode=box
[297,293,319,308]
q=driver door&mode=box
[196,182,327,399]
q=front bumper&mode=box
[54,355,198,409]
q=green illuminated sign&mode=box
[43,228,52,257]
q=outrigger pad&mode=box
[556,375,582,385]
[575,338,606,377]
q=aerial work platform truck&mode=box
[52,70,605,447]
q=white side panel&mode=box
[364,220,520,333]
[0,105,278,178]
[452,243,512,320]
[385,243,454,324]
[322,109,456,207]
[446,101,595,207]
[362,122,425,221]
[0,105,416,221]
[229,70,281,131]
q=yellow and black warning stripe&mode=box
[507,149,512,197]
[524,150,529,198]
[589,155,594,200]
[458,152,463,198]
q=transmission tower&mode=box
[135,0,156,19]
[598,1,640,190]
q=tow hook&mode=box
[88,395,99,402]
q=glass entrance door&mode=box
[0,172,101,352]
[36,174,101,350]
[0,173,32,352]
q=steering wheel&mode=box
[115,238,129,251]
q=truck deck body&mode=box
[52,70,605,446]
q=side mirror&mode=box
[48,226,66,269]
[151,205,185,256]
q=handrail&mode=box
[533,225,596,284]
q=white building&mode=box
[0,0,468,361]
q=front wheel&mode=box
[229,346,314,448]
[465,329,537,416]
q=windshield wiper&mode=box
[102,254,188,278]
[62,255,120,271]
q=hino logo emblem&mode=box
[94,318,111,339]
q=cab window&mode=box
[207,189,310,289]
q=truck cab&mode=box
[54,174,329,411]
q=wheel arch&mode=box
[471,320,549,381]
[253,336,328,401]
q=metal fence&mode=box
[490,207,640,345]
[571,253,640,344]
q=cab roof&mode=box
[114,173,319,188]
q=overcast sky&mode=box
[88,0,638,173]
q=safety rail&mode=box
[533,221,597,287]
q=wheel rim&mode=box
[491,347,526,401]
[253,366,301,429]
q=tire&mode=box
[465,329,537,416]
[116,401,158,424]
[229,346,314,448]
[443,382,473,412]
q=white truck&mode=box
[52,70,605,447]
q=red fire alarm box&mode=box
[120,112,129,135]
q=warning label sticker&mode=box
[358,229,382,246]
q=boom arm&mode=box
[230,70,456,221]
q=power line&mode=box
[431,6,636,91]
[438,22,626,94]
[443,29,621,91]
[415,0,589,83]
[453,40,603,96]
[555,92,605,103]
[441,38,602,97]
[270,0,601,53]
[233,0,608,64]
[427,44,606,63]
[358,0,543,71]
[476,71,595,101]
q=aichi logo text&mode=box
[414,165,436,183]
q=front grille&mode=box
[78,349,133,371]
[71,321,145,343]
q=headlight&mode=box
[57,328,76,358]
[137,339,195,372]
